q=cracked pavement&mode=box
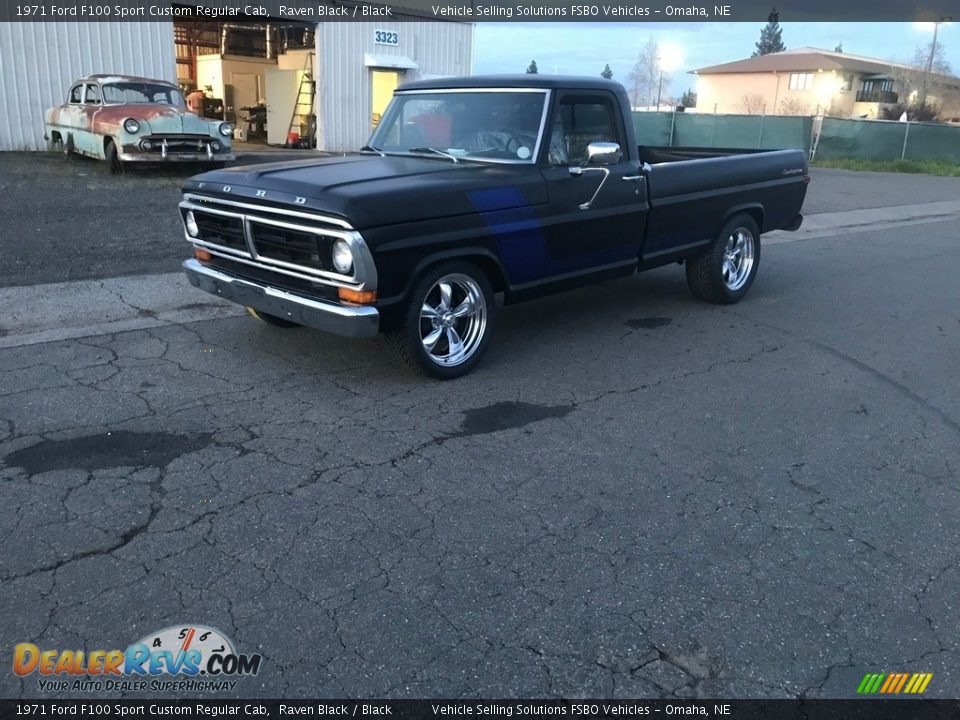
[1,158,959,699]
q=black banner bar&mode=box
[3,699,960,720]
[0,0,957,22]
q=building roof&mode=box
[399,74,622,92]
[691,47,956,83]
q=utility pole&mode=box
[920,17,951,107]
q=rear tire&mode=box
[246,306,300,328]
[394,261,494,379]
[686,214,761,304]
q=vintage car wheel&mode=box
[686,214,761,305]
[245,306,300,328]
[104,141,124,175]
[396,262,494,379]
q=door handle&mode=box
[622,175,644,181]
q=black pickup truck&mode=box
[180,75,808,378]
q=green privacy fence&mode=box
[632,112,814,153]
[812,117,960,162]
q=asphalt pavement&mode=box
[1,153,959,700]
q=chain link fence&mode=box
[812,117,960,162]
[633,111,960,163]
[632,111,813,153]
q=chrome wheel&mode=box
[419,273,487,367]
[722,227,755,291]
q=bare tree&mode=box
[627,38,665,109]
[737,94,766,114]
[889,42,953,114]
[779,98,809,115]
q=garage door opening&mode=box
[173,18,317,148]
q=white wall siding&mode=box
[0,22,175,150]
[316,21,473,152]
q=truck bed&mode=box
[638,146,809,259]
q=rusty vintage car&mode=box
[45,74,234,172]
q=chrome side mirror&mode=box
[586,141,621,165]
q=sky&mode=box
[473,22,960,99]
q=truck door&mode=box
[538,91,648,278]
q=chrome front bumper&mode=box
[119,152,235,162]
[182,259,379,338]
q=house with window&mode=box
[691,47,960,119]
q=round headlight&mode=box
[185,210,199,238]
[124,118,140,134]
[332,240,353,274]
[210,140,222,152]
[218,122,232,137]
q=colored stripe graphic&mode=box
[893,673,909,693]
[857,672,932,694]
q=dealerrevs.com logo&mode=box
[13,625,262,692]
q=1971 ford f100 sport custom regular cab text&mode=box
[180,75,808,378]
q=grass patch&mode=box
[812,158,960,176]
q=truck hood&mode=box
[182,154,547,228]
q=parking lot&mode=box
[1,152,959,698]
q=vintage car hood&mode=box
[182,155,548,229]
[140,106,213,135]
[79,105,213,136]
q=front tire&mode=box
[686,214,761,304]
[105,140,124,175]
[395,262,494,379]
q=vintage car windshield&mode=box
[368,90,548,163]
[102,83,186,107]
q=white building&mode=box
[0,16,473,152]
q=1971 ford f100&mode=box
[180,75,808,378]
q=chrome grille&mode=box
[188,211,247,253]
[249,220,330,272]
[179,194,378,292]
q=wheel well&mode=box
[726,207,764,233]
[104,136,116,154]
[743,207,764,231]
[465,255,507,294]
[413,253,507,295]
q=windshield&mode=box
[368,90,548,163]
[102,83,186,107]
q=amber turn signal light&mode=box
[194,247,212,262]
[339,288,377,305]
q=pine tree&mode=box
[681,88,697,108]
[601,64,613,79]
[526,60,539,74]
[752,9,786,57]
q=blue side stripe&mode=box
[468,188,545,285]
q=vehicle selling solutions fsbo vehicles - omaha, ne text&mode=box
[46,74,234,172]
[179,75,808,378]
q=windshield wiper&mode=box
[407,147,459,163]
[360,144,385,157]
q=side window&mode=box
[84,84,101,105]
[68,85,83,104]
[547,95,622,166]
